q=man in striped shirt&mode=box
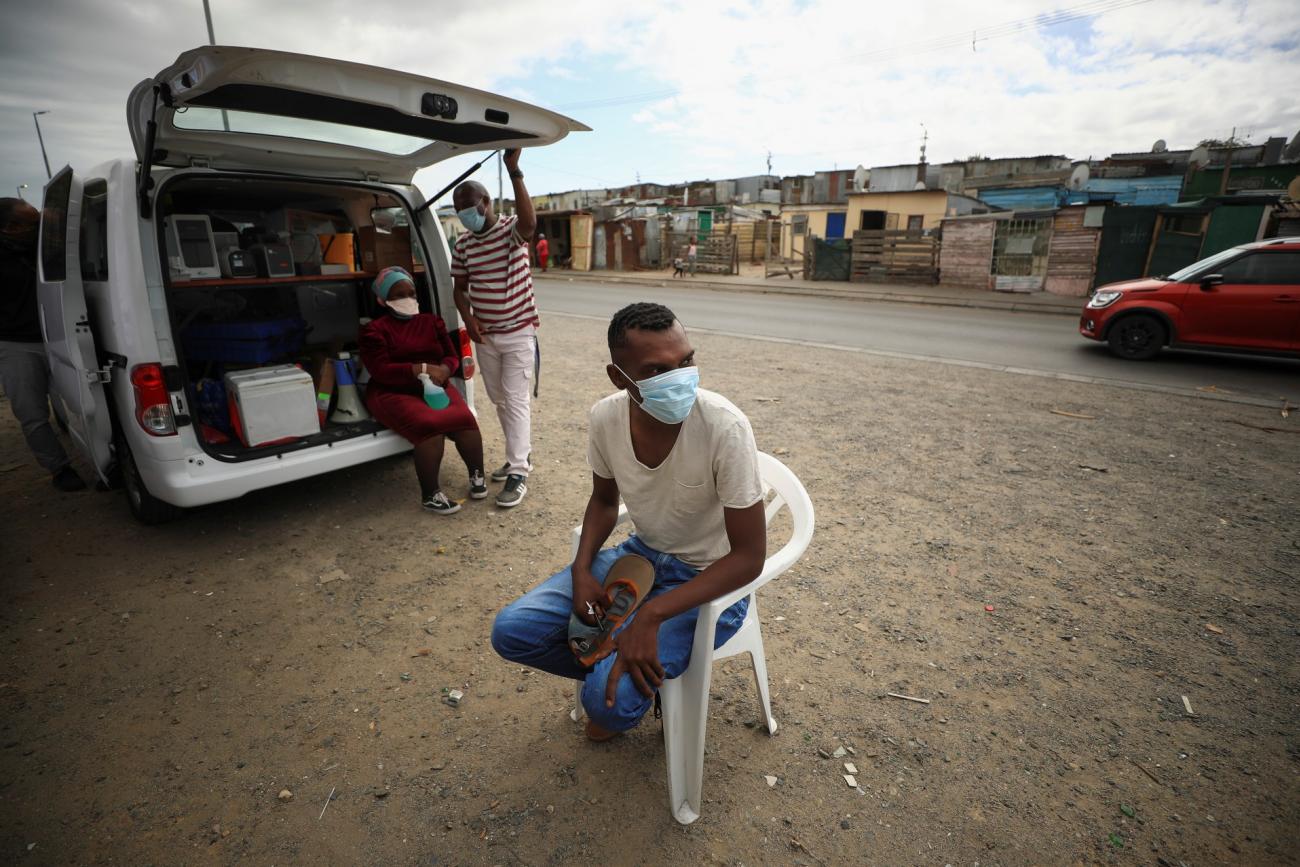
[451,148,539,508]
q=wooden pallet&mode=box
[850,230,939,284]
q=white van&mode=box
[36,46,585,523]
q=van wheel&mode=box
[1107,314,1165,360]
[115,434,183,525]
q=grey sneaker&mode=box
[422,491,461,515]
[491,453,533,482]
[496,474,527,508]
[468,470,488,499]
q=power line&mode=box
[556,0,1153,112]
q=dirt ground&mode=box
[1,313,1297,866]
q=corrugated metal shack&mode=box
[938,214,1001,290]
[1044,206,1102,297]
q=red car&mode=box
[1080,237,1300,360]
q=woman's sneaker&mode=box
[422,491,462,515]
[468,470,489,500]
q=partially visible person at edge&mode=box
[491,302,766,741]
[451,148,538,509]
[0,198,85,492]
[535,233,549,273]
[359,266,486,513]
[687,238,698,276]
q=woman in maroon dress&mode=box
[360,267,486,513]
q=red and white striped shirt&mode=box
[450,214,539,335]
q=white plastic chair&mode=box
[568,451,815,824]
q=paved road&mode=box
[536,278,1300,405]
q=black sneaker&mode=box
[496,474,527,508]
[468,470,488,500]
[52,466,86,492]
[422,491,462,515]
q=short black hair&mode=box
[608,302,677,350]
[0,197,34,228]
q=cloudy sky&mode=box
[2,0,1298,208]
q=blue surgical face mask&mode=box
[616,364,700,425]
[457,204,486,233]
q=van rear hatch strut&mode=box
[137,83,170,219]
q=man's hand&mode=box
[571,567,608,627]
[464,314,484,343]
[605,612,665,704]
[503,148,521,172]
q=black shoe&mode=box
[52,466,86,492]
[468,469,488,500]
[496,474,527,508]
[422,491,462,515]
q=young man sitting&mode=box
[491,302,766,739]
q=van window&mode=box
[41,170,73,282]
[80,180,109,281]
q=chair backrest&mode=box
[754,451,815,587]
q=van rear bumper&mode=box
[135,430,412,508]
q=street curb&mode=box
[536,273,1082,317]
[544,310,1295,411]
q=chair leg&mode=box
[749,634,778,736]
[659,677,706,824]
[570,681,585,723]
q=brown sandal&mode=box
[568,553,655,667]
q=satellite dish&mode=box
[1152,139,1168,153]
[1288,176,1300,201]
[1069,163,1090,190]
[1188,146,1211,170]
[852,165,868,192]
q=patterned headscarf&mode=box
[372,266,414,300]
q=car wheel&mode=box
[1107,314,1166,361]
[115,433,184,525]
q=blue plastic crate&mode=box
[181,318,307,364]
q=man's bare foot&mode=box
[584,719,621,742]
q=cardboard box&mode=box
[357,225,414,274]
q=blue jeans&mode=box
[491,535,748,733]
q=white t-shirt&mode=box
[587,388,763,568]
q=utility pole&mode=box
[16,184,29,200]
[1218,126,1236,196]
[32,111,51,179]
[201,0,230,131]
[766,150,772,175]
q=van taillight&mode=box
[457,328,476,379]
[131,363,176,436]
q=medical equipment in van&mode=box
[163,214,221,280]
[249,241,295,278]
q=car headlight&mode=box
[1087,290,1123,309]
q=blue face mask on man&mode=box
[616,364,700,425]
[457,204,486,234]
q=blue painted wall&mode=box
[1081,176,1183,206]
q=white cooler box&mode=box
[224,366,321,447]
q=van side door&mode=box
[37,167,115,483]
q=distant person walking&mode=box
[0,198,84,492]
[535,233,549,272]
[451,148,539,509]
[687,238,698,276]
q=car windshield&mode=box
[172,107,435,156]
[1166,246,1245,282]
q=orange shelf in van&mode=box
[170,272,375,288]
